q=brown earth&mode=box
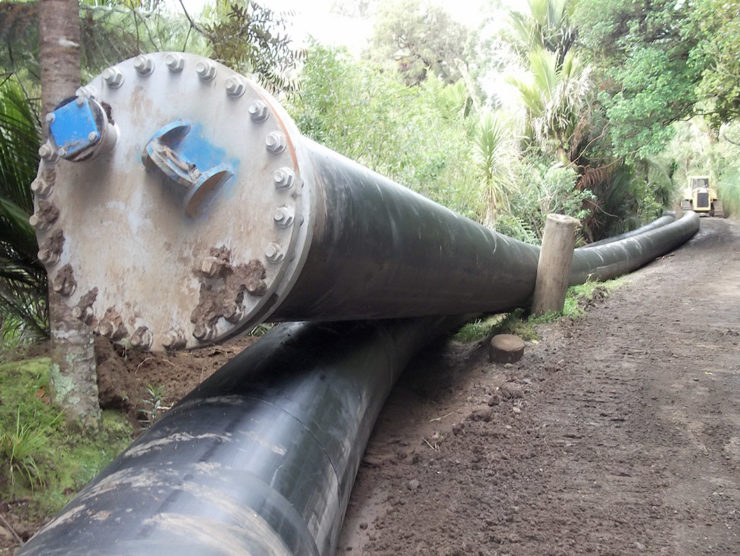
[337,217,739,555]
[2,218,738,554]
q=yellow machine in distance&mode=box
[681,176,724,217]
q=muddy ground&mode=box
[2,218,738,554]
[337,217,739,555]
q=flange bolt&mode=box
[133,55,154,76]
[225,76,246,97]
[265,131,286,154]
[165,53,185,73]
[31,178,53,197]
[37,248,59,266]
[102,67,124,89]
[273,167,295,189]
[162,329,186,350]
[223,303,244,323]
[265,242,284,263]
[248,100,269,122]
[130,326,153,349]
[193,323,216,342]
[196,61,216,81]
[38,143,58,161]
[72,306,94,325]
[273,206,294,228]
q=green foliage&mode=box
[509,47,592,162]
[509,0,576,67]
[454,277,624,344]
[475,110,514,224]
[78,1,201,81]
[690,0,740,127]
[500,161,594,243]
[138,383,166,427]
[199,0,303,94]
[0,78,47,340]
[0,357,133,516]
[572,0,715,158]
[292,44,483,220]
[453,313,509,343]
[369,0,471,86]
[1,407,54,489]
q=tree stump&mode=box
[531,213,579,316]
[489,334,525,363]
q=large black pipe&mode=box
[582,212,675,248]
[17,212,700,555]
[569,211,699,285]
[18,316,464,556]
[269,142,541,322]
[36,53,543,350]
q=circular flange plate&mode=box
[34,53,314,350]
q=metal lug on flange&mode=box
[96,309,126,341]
[265,242,284,263]
[225,76,246,97]
[38,247,58,266]
[52,265,76,297]
[133,55,154,76]
[38,143,58,162]
[162,329,186,350]
[192,323,216,342]
[273,206,294,228]
[223,303,244,323]
[273,167,295,189]
[130,326,153,349]
[72,306,94,325]
[29,201,59,231]
[31,178,53,197]
[196,61,216,81]
[102,67,124,89]
[265,132,286,154]
[37,230,64,266]
[248,100,269,122]
[165,53,185,72]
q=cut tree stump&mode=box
[531,213,580,316]
[489,334,525,363]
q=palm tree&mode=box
[509,0,576,68]
[509,48,591,164]
[0,77,47,343]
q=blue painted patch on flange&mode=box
[49,99,100,156]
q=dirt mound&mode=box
[96,334,257,427]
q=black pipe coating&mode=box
[18,317,464,556]
[582,212,675,248]
[570,211,698,285]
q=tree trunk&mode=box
[38,0,100,428]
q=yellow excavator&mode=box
[681,176,724,217]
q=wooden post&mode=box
[531,214,579,316]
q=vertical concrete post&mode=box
[531,214,580,316]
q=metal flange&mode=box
[34,53,314,351]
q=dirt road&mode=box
[338,218,739,555]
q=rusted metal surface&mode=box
[35,52,312,350]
